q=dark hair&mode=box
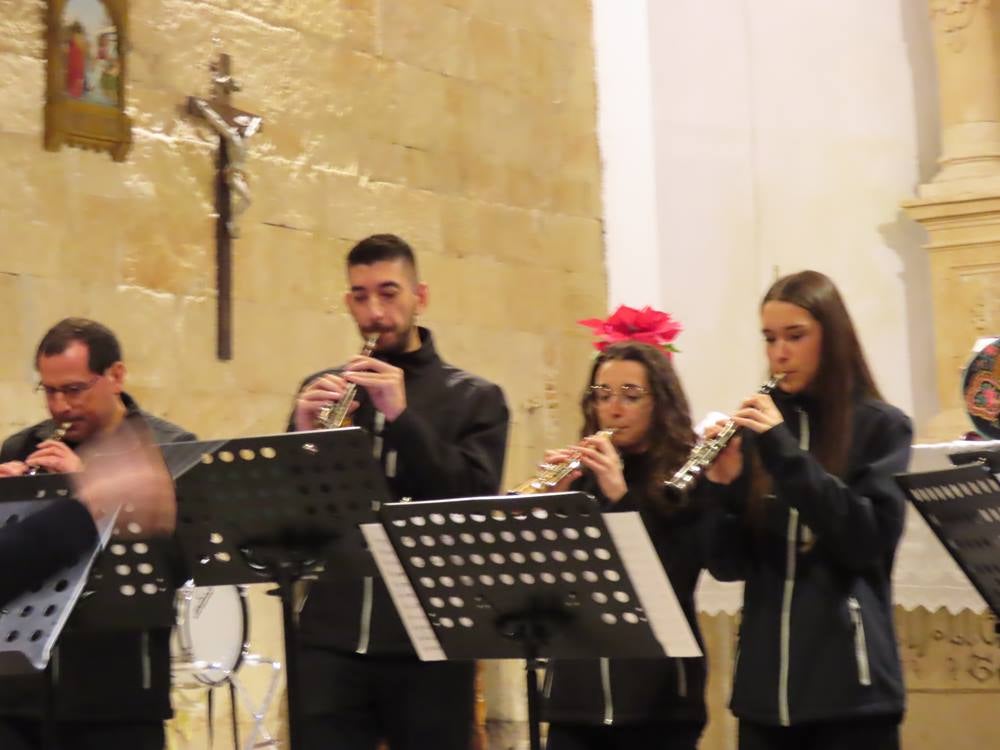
[762,270,882,476]
[36,318,122,374]
[346,234,418,278]
[580,342,696,505]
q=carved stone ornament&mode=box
[929,0,992,51]
[44,0,132,161]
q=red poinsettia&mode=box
[578,305,682,354]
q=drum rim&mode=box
[173,582,250,687]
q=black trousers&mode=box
[0,718,164,750]
[738,716,900,750]
[298,647,476,750]
[545,721,703,750]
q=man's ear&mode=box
[106,361,127,393]
[415,282,429,314]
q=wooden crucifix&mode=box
[187,54,263,360]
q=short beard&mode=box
[371,318,418,355]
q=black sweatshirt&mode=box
[704,390,912,726]
[542,452,708,727]
[289,328,510,655]
[0,393,195,721]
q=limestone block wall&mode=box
[0,0,604,745]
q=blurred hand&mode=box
[72,424,176,537]
[342,356,407,422]
[575,432,627,503]
[0,461,28,478]
[25,440,84,475]
[294,372,360,431]
[541,447,583,493]
[730,393,783,434]
[703,421,744,485]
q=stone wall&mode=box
[0,1,604,745]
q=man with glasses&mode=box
[0,317,194,750]
[0,425,177,607]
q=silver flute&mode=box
[315,333,380,429]
[508,429,617,495]
[665,373,785,492]
[25,422,72,476]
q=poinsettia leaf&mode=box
[579,304,683,354]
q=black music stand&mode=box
[896,458,1000,630]
[68,535,178,632]
[365,491,701,750]
[0,474,115,674]
[949,447,1000,472]
[0,473,181,750]
[163,427,392,750]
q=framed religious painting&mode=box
[44,0,132,161]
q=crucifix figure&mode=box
[187,54,263,360]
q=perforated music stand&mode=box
[162,427,392,750]
[896,460,1000,627]
[364,491,701,750]
[0,474,120,674]
[949,447,1000,473]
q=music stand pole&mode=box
[497,616,560,750]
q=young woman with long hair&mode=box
[704,270,912,750]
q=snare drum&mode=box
[171,582,249,687]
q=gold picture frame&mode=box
[44,0,132,161]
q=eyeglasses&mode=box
[588,384,650,406]
[35,374,102,400]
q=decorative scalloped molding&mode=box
[930,0,991,51]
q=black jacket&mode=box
[542,453,707,727]
[0,392,195,721]
[704,391,912,726]
[0,499,96,608]
[289,328,510,656]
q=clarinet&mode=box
[508,429,617,495]
[314,333,380,429]
[25,422,72,476]
[665,373,786,492]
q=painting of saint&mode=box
[61,0,119,107]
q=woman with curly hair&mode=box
[540,337,708,750]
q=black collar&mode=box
[771,387,817,416]
[377,326,440,371]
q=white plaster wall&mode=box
[592,0,662,311]
[598,0,940,431]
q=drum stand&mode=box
[163,428,390,750]
[228,653,282,749]
[172,651,281,750]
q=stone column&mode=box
[902,0,1000,440]
[925,0,1000,188]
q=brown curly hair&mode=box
[580,341,697,505]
